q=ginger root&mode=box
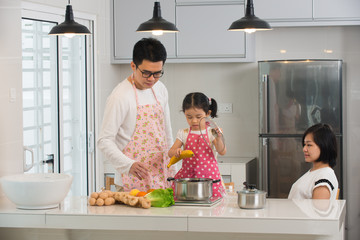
[113,192,151,209]
[89,189,151,209]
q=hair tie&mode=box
[208,97,212,105]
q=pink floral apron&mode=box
[122,82,171,192]
[174,127,225,199]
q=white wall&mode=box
[0,0,24,195]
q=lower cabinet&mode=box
[218,157,256,191]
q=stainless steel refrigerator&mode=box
[259,60,343,198]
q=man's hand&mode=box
[129,162,149,180]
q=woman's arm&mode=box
[312,186,331,199]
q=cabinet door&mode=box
[313,0,360,20]
[176,4,246,59]
[111,0,176,62]
[177,0,243,3]
[255,0,312,21]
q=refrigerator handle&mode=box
[261,74,269,133]
[261,138,269,194]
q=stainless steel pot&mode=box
[238,182,266,209]
[167,177,221,201]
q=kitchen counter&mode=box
[0,195,346,240]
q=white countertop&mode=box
[0,194,346,237]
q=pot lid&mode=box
[240,182,266,194]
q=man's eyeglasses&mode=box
[137,67,164,78]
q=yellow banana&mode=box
[167,150,194,168]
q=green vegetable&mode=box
[145,188,175,207]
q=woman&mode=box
[288,123,338,200]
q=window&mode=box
[21,6,95,196]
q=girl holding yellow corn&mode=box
[168,92,226,199]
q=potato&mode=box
[99,192,109,200]
[104,190,114,197]
[89,197,96,206]
[90,192,99,199]
[104,197,113,206]
[96,198,105,206]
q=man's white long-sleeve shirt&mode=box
[97,78,173,185]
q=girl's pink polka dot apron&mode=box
[174,127,225,200]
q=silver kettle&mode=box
[237,182,267,209]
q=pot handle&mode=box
[213,179,221,183]
[167,177,175,182]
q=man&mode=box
[97,38,174,192]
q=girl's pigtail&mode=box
[209,98,218,118]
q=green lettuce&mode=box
[146,188,175,207]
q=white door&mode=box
[21,9,94,196]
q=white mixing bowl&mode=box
[1,173,73,209]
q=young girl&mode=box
[288,123,339,200]
[168,92,226,199]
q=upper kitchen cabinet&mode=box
[175,1,254,62]
[313,0,360,20]
[176,0,240,3]
[255,0,360,27]
[255,0,313,22]
[111,0,254,63]
[111,0,176,63]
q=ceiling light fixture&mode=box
[136,1,179,36]
[49,0,91,38]
[228,0,272,33]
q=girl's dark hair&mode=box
[302,123,337,168]
[133,38,167,66]
[182,92,218,118]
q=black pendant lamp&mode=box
[49,0,91,37]
[228,0,271,33]
[136,1,179,36]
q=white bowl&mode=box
[1,173,73,209]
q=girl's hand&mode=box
[175,148,182,158]
[168,139,184,158]
[214,128,224,140]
